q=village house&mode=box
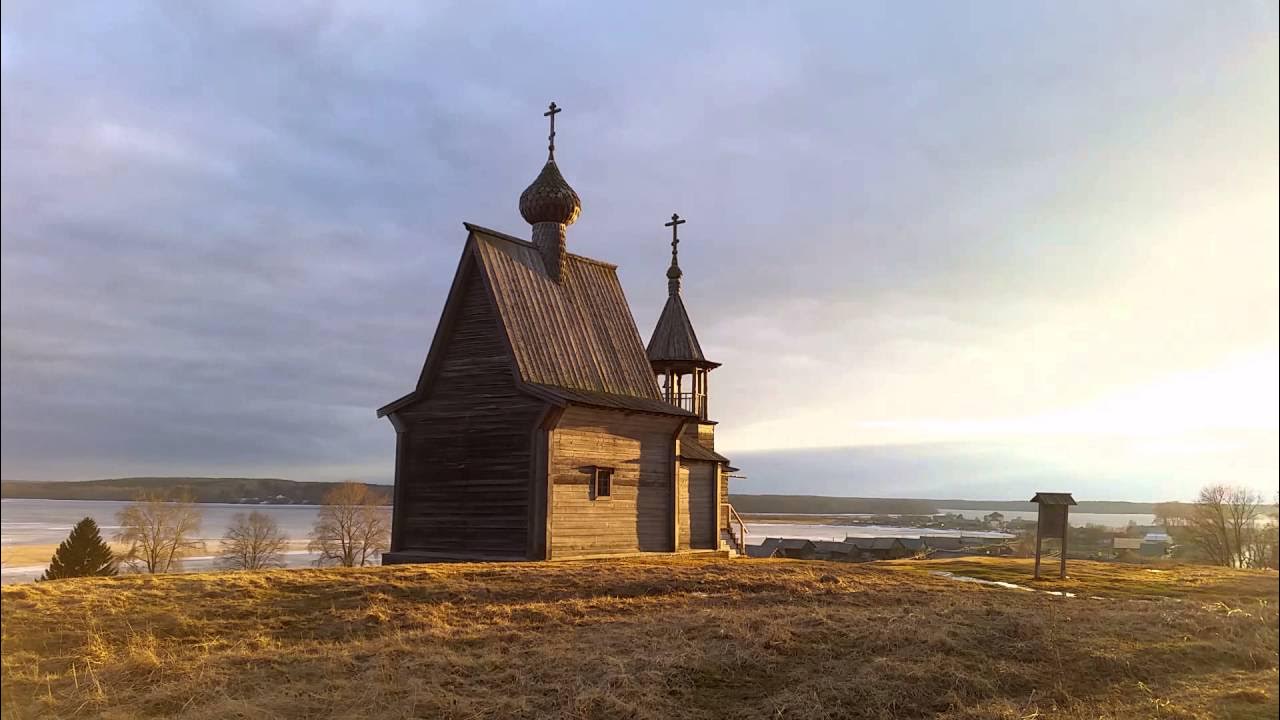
[1112,537,1144,561]
[813,540,857,561]
[844,537,913,561]
[376,104,744,562]
[772,538,818,560]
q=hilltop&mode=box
[2,557,1275,719]
[0,477,391,504]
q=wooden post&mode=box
[1033,518,1042,580]
[1059,518,1068,579]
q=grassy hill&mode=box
[0,477,391,504]
[2,557,1275,719]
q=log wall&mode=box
[394,264,545,557]
[549,406,681,557]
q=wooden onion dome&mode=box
[520,102,581,281]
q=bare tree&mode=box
[1153,502,1193,530]
[114,492,205,573]
[219,511,289,570]
[308,482,390,567]
[1187,484,1263,568]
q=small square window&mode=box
[593,467,613,499]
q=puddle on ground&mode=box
[930,570,1079,598]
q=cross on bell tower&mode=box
[664,213,685,295]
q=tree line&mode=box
[37,481,390,581]
[1153,485,1279,569]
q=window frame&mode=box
[592,466,614,500]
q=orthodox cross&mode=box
[665,212,686,259]
[544,102,561,155]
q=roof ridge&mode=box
[463,222,536,248]
[463,222,617,269]
[564,252,617,270]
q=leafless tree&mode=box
[1153,502,1193,529]
[308,482,390,567]
[114,491,205,573]
[219,511,289,570]
[1187,484,1263,568]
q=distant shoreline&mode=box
[1,478,1177,514]
[1,478,393,506]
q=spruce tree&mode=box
[39,517,117,581]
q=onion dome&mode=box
[519,158,581,226]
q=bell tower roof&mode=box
[646,213,718,369]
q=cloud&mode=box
[2,2,1276,499]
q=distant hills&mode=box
[0,477,392,505]
[727,494,1160,515]
[2,478,1165,513]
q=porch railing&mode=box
[723,502,747,555]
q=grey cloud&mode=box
[2,1,1275,489]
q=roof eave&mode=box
[376,390,418,418]
[647,357,721,369]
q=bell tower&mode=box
[646,214,721,425]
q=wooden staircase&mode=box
[722,503,747,555]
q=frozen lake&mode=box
[1,498,337,583]
[742,522,1013,544]
[6,498,1131,583]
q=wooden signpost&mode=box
[1030,492,1077,580]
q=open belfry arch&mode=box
[377,103,744,562]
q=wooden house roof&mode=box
[844,537,904,551]
[678,440,731,464]
[1029,492,1077,505]
[647,293,716,366]
[470,224,663,397]
[813,540,855,555]
[379,223,694,418]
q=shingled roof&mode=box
[1030,492,1077,505]
[647,293,715,365]
[678,439,731,464]
[379,223,693,418]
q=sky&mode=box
[2,1,1277,502]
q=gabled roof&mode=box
[1030,492,1077,505]
[380,224,693,419]
[470,225,663,398]
[843,537,904,551]
[814,540,854,554]
[776,538,816,550]
[647,294,717,367]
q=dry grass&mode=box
[880,556,1279,603]
[1,557,1275,719]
